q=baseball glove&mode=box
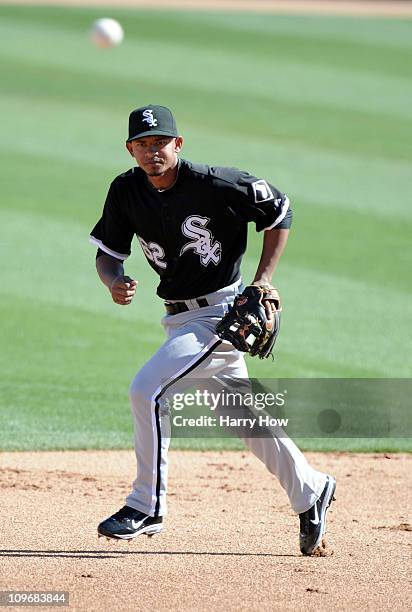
[216,285,282,359]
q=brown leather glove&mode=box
[216,285,282,359]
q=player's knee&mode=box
[129,371,156,408]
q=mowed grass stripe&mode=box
[3,59,411,163]
[2,4,412,50]
[0,94,128,169]
[176,11,412,50]
[1,15,412,125]
[247,264,412,378]
[0,208,164,324]
[1,151,111,224]
[283,201,412,294]
[1,8,412,78]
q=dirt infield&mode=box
[0,450,411,611]
[2,0,412,17]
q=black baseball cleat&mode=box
[97,505,163,540]
[299,475,336,556]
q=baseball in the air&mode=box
[90,18,124,48]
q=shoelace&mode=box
[111,506,140,521]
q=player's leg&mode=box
[97,282,243,540]
[214,359,335,553]
[125,305,243,511]
[98,320,229,539]
[125,321,227,518]
[214,360,326,512]
[127,329,326,518]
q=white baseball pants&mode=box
[126,280,327,516]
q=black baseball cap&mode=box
[127,105,178,142]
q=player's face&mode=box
[126,135,183,178]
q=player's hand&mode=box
[109,275,138,306]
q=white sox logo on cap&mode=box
[142,109,158,127]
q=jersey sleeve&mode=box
[89,181,134,261]
[216,168,292,232]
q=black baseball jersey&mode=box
[90,159,292,300]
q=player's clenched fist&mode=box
[110,275,137,306]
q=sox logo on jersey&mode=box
[180,215,221,266]
[137,216,221,270]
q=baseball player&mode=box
[90,105,336,555]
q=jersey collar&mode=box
[146,158,184,193]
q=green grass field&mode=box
[0,5,411,451]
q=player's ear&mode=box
[174,136,184,153]
[126,141,134,157]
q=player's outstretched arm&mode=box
[96,254,137,306]
[252,228,289,317]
